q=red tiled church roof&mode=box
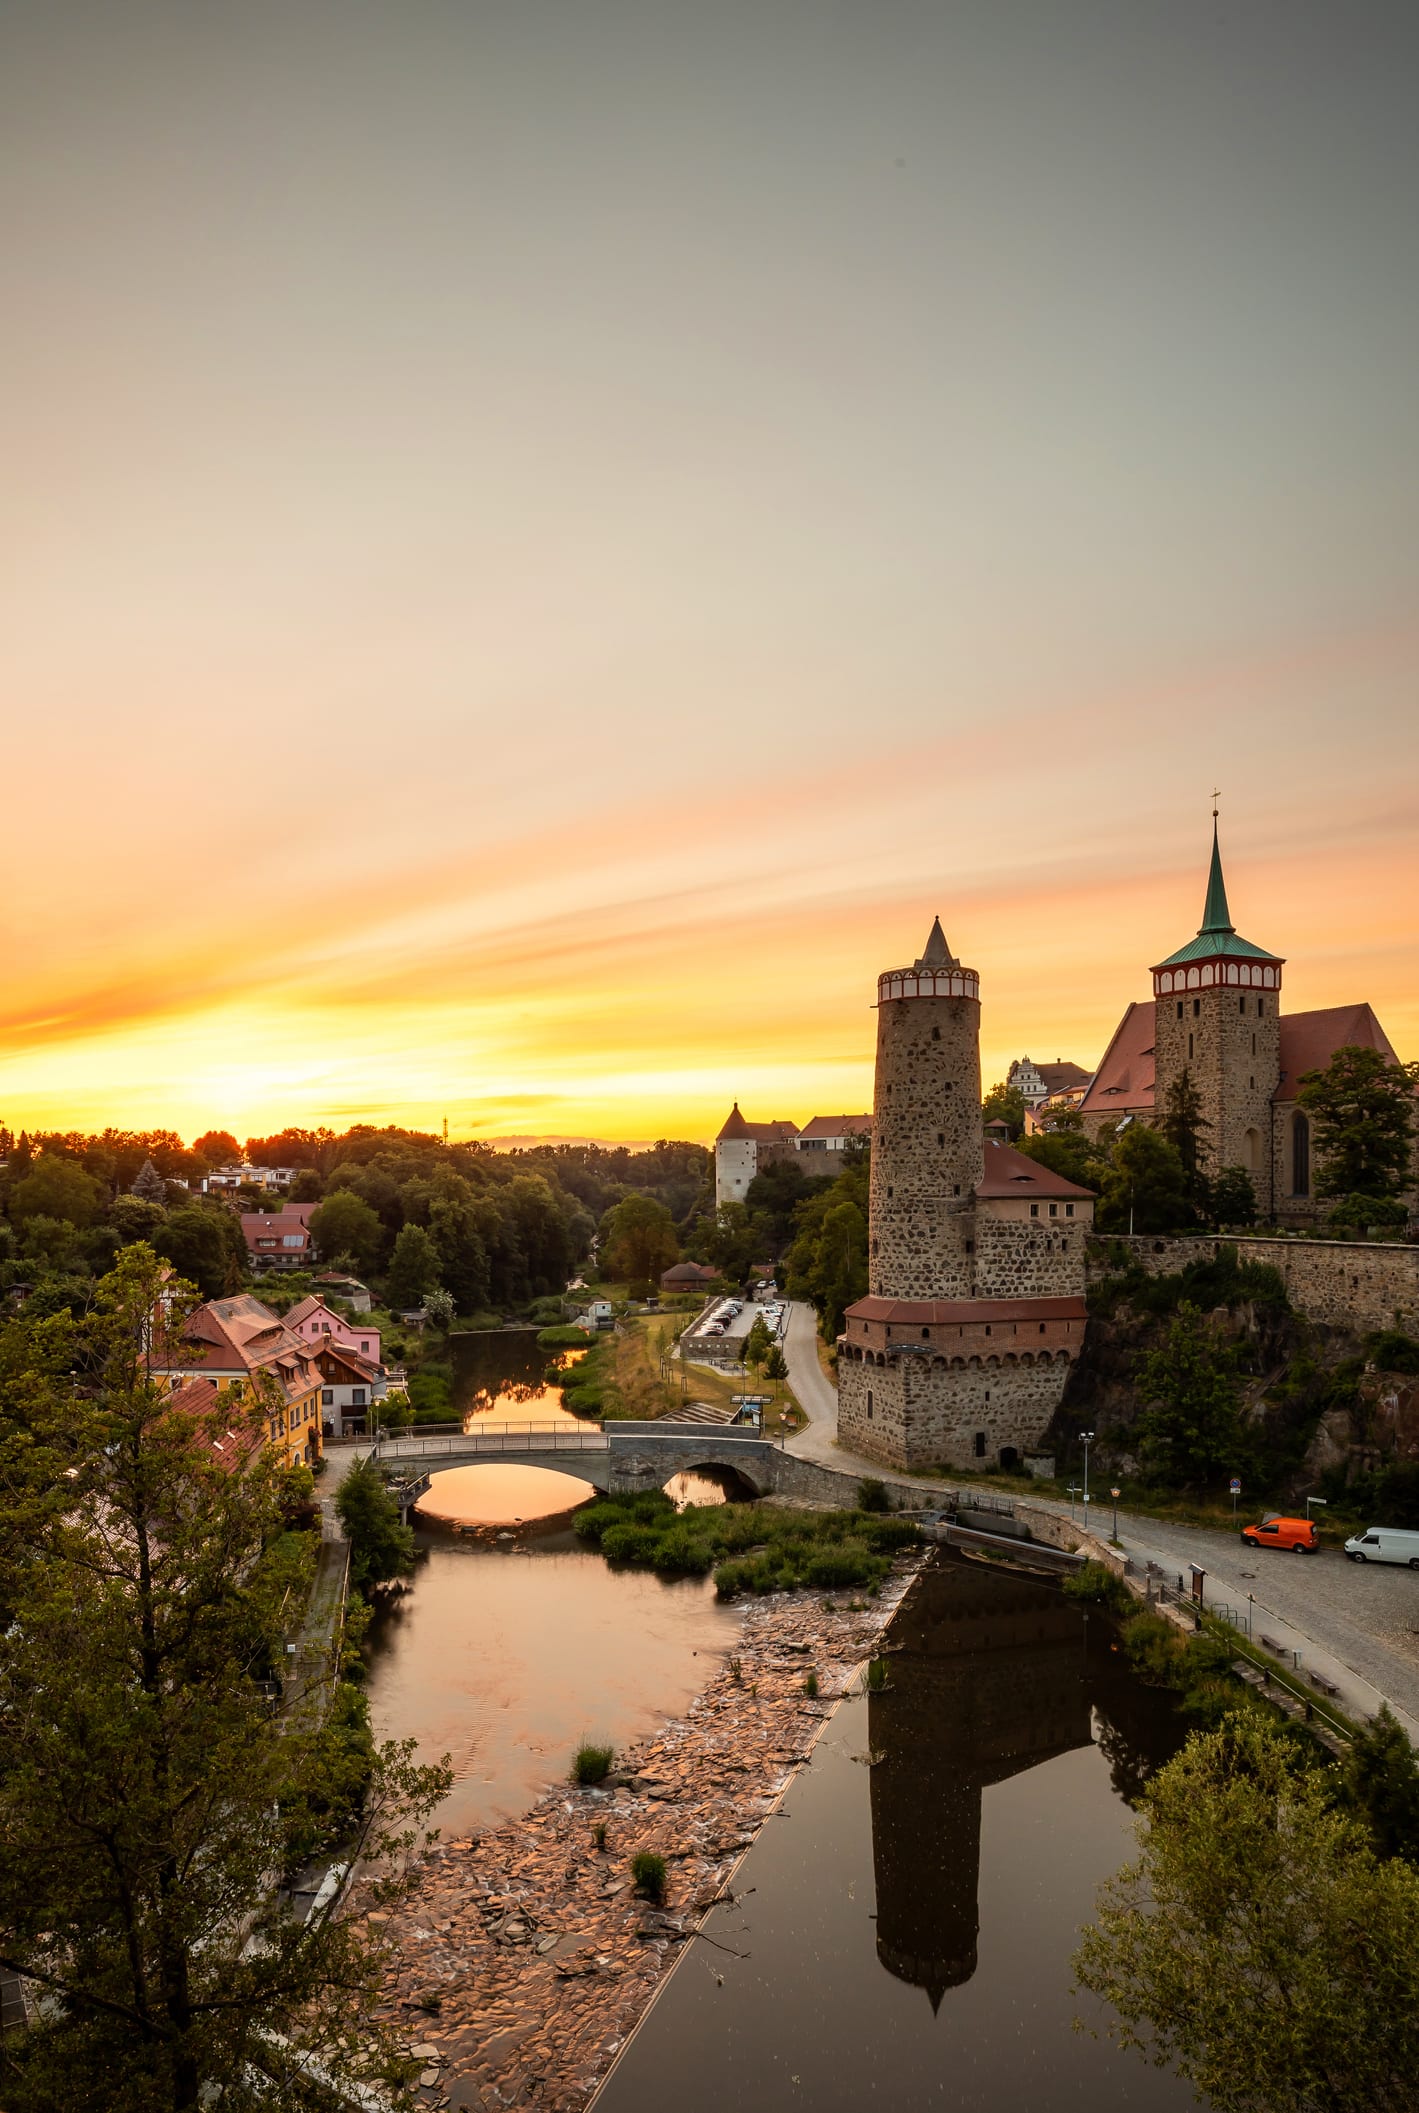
[1077,1002,1155,1119]
[1274,1005,1404,1103]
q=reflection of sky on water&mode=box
[451,1328,586,1427]
[416,1462,596,1528]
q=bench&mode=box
[1308,1671,1342,1698]
[1259,1635,1290,1657]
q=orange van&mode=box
[1241,1515,1318,1554]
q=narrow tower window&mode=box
[1193,998,1201,1017]
[1188,1033,1194,1059]
[1176,1001,1183,1020]
[1292,1111,1311,1196]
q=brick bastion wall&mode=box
[1087,1233,1419,1335]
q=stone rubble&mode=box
[356,1557,923,2110]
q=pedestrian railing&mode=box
[376,1422,611,1456]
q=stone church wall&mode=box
[1087,1233,1419,1334]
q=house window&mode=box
[1030,1204,1039,1218]
[352,1388,366,1406]
[1065,1204,1074,1217]
[321,1388,334,1405]
[1049,1203,1058,1218]
[1292,1111,1311,1197]
[360,1340,369,1353]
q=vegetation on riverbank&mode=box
[573,1490,920,1595]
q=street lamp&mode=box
[1110,1486,1121,1541]
[1079,1430,1095,1510]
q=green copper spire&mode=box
[1200,818,1233,935]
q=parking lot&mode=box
[1115,1510,1419,1728]
[681,1289,787,1362]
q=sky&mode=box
[2,0,1417,1147]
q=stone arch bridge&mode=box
[373,1420,780,1511]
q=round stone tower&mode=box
[867,917,984,1300]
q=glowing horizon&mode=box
[2,4,1417,1148]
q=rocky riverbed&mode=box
[358,1555,926,2110]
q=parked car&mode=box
[1344,1528,1419,1568]
[1241,1515,1319,1554]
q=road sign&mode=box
[1230,1477,1241,1495]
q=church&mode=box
[1076,821,1410,1223]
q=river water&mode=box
[363,1329,740,1829]
[596,1557,1200,2113]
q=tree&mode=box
[1134,1300,1241,1487]
[1074,1715,1419,2113]
[129,1157,169,1207]
[190,1130,241,1167]
[336,1458,417,1594]
[1097,1124,1192,1234]
[763,1343,788,1384]
[423,1286,456,1331]
[423,1171,491,1313]
[7,1152,105,1229]
[1342,1706,1419,1863]
[0,1247,447,2111]
[744,1159,830,1253]
[1015,1110,1108,1193]
[1210,1164,1257,1227]
[743,1314,772,1375]
[1158,1068,1211,1215]
[601,1194,679,1292]
[384,1223,443,1310]
[287,1168,324,1203]
[153,1206,247,1300]
[981,1080,1027,1141]
[309,1190,385,1278]
[110,1195,169,1247]
[702,1201,762,1285]
[1298,1044,1419,1203]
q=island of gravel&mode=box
[354,1552,927,2109]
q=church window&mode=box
[1292,1111,1311,1197]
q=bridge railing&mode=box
[375,1422,610,1456]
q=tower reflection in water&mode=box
[867,1558,1177,2009]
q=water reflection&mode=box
[663,1466,750,1510]
[449,1327,585,1427]
[416,1462,596,1529]
[596,1553,1196,2113]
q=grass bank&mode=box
[573,1489,920,1596]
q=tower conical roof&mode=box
[717,1102,752,1140]
[915,917,957,972]
[1199,819,1233,934]
[1152,819,1280,969]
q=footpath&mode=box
[778,1301,1419,1742]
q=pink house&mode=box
[283,1294,382,1365]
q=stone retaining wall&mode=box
[1088,1232,1419,1333]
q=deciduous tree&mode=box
[309,1190,386,1279]
[1075,1715,1419,2113]
[601,1193,679,1292]
[384,1223,443,1310]
[1298,1043,1419,1203]
[1097,1124,1192,1234]
[1135,1300,1241,1487]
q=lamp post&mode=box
[1110,1486,1121,1541]
[1079,1429,1095,1510]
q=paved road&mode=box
[778,1302,1419,1734]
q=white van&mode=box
[1344,1528,1419,1569]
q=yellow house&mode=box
[153,1293,325,1469]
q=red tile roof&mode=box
[1077,1001,1155,1118]
[1035,1061,1092,1095]
[848,1295,1088,1324]
[975,1138,1096,1199]
[797,1114,873,1140]
[168,1378,262,1474]
[716,1102,800,1142]
[1274,1005,1405,1103]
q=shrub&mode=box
[537,1324,589,1349]
[802,1670,819,1698]
[572,1743,614,1785]
[631,1852,667,1904]
[804,1543,882,1590]
[864,1657,889,1692]
[1063,1560,1133,1615]
[857,1477,891,1512]
[599,1522,666,1565]
[1123,1612,1184,1687]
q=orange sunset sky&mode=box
[3,2,1417,1148]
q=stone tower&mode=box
[867,918,983,1300]
[1150,822,1283,1213]
[837,917,1093,1472]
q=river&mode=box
[362,1328,740,1829]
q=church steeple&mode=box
[1199,819,1233,936]
[915,917,957,972]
